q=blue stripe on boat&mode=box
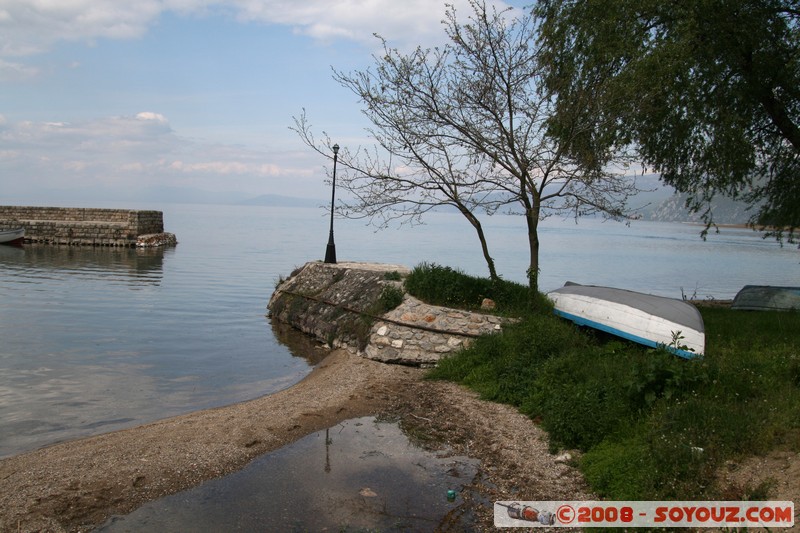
[553,308,702,360]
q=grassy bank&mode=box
[406,264,800,500]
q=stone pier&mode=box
[268,261,512,366]
[0,206,177,247]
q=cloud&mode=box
[168,160,281,176]
[0,0,165,56]
[0,0,524,200]
[136,111,169,124]
[0,114,173,153]
[0,58,39,81]
[0,0,519,60]
[0,112,318,197]
[230,0,464,45]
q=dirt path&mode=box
[0,349,592,532]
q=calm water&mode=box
[1,203,797,457]
[97,416,479,532]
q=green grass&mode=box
[418,264,800,500]
[404,262,542,315]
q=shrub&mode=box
[376,284,404,314]
[383,270,403,281]
[346,284,406,350]
[404,262,534,315]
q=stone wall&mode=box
[366,296,505,365]
[0,206,172,247]
[268,261,409,352]
[268,261,511,366]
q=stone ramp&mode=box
[367,295,505,365]
[268,261,512,366]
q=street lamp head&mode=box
[332,143,340,155]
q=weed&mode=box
[269,293,287,317]
[384,270,403,281]
[376,285,404,313]
[339,284,406,350]
[681,284,699,301]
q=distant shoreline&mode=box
[683,221,797,233]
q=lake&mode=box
[0,203,797,457]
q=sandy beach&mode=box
[0,349,592,532]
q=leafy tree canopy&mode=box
[537,0,800,243]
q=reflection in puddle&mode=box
[97,417,479,532]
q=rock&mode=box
[136,233,177,247]
[481,298,496,310]
[554,453,572,464]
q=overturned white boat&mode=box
[547,282,705,359]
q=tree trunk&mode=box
[525,205,541,295]
[460,206,499,282]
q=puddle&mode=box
[96,416,479,532]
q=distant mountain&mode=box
[627,174,754,225]
[237,194,322,208]
[627,174,677,218]
[136,187,251,205]
[646,193,755,225]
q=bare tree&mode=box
[293,110,505,281]
[294,0,639,293]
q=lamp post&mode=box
[324,143,340,264]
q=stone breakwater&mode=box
[268,261,511,366]
[0,206,177,247]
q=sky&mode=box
[1,0,527,205]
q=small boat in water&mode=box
[731,285,800,311]
[547,282,705,359]
[0,227,24,246]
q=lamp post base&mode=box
[324,241,336,264]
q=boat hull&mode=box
[548,283,705,359]
[0,227,24,246]
[731,285,800,311]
